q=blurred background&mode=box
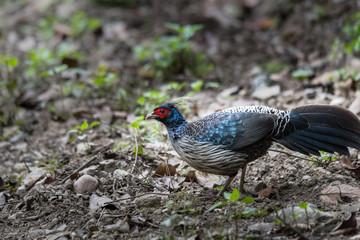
[1,0,360,238]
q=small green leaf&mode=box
[68,129,79,134]
[131,121,139,129]
[241,207,258,218]
[204,201,226,214]
[77,134,87,140]
[8,58,18,68]
[224,192,232,200]
[80,120,88,131]
[90,121,100,127]
[160,214,180,227]
[229,188,240,202]
[292,69,314,80]
[137,96,146,105]
[54,64,68,73]
[299,202,309,210]
[71,126,81,130]
[190,80,204,91]
[69,136,76,144]
[274,219,282,225]
[241,196,254,204]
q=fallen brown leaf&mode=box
[320,184,360,204]
[161,176,185,190]
[70,172,82,181]
[53,23,72,36]
[43,176,56,184]
[195,171,219,189]
[331,212,357,236]
[258,187,275,198]
[341,158,360,179]
[184,171,197,182]
[153,163,178,177]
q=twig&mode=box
[22,160,30,173]
[268,148,325,166]
[276,208,310,240]
[131,131,138,173]
[58,142,113,185]
[115,192,170,201]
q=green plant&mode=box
[261,60,289,73]
[129,116,145,155]
[335,67,360,83]
[291,68,314,81]
[4,176,24,191]
[205,188,262,218]
[26,49,57,77]
[134,23,213,79]
[313,5,326,22]
[92,64,119,94]
[299,202,309,226]
[309,150,338,167]
[0,53,20,125]
[0,53,19,90]
[332,11,360,58]
[343,12,360,55]
[68,120,101,146]
[69,12,101,37]
[38,12,101,39]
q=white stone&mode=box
[74,175,99,193]
[252,85,281,100]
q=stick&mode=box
[268,148,325,166]
[58,142,113,184]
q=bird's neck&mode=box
[166,119,188,140]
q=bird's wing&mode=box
[186,111,276,150]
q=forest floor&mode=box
[1,0,360,239]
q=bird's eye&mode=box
[159,109,165,114]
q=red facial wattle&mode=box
[154,108,169,118]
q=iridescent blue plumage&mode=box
[146,102,360,194]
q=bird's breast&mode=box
[171,136,248,176]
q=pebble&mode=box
[248,222,274,234]
[73,175,99,193]
[252,85,281,100]
[0,192,7,205]
[301,175,311,181]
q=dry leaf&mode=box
[195,171,219,189]
[184,171,197,182]
[258,187,275,198]
[331,212,357,236]
[153,163,178,177]
[43,176,56,184]
[161,176,185,190]
[320,184,360,204]
[53,23,72,36]
[70,172,82,181]
[341,158,360,179]
[257,18,275,30]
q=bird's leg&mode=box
[217,175,236,197]
[239,163,248,193]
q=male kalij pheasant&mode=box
[146,99,360,194]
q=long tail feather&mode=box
[272,105,360,156]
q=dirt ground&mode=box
[1,0,360,239]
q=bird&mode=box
[146,98,360,195]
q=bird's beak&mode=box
[145,112,158,120]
